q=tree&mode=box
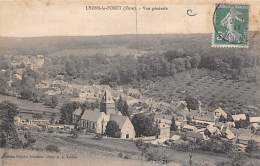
[0,70,9,95]
[23,131,36,148]
[60,102,80,124]
[105,120,121,138]
[0,101,22,148]
[170,116,177,131]
[20,67,41,90]
[131,114,157,137]
[219,114,227,123]
[65,61,77,76]
[246,140,257,153]
[50,96,58,108]
[44,96,59,108]
[185,95,199,111]
[116,95,130,117]
[20,88,34,100]
[190,54,201,68]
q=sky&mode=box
[0,0,259,37]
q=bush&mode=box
[118,152,123,158]
[123,154,131,159]
[145,149,170,164]
[20,89,33,100]
[246,140,257,153]
[45,145,60,152]
[44,96,59,108]
[23,131,36,148]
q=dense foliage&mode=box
[60,102,80,124]
[42,49,260,86]
[105,120,121,138]
[131,114,158,137]
[116,95,130,117]
[0,101,22,148]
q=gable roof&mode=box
[101,90,114,104]
[80,110,105,122]
[109,114,128,129]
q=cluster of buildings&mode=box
[153,101,260,150]
[12,81,260,152]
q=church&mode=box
[72,90,136,139]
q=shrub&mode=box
[45,145,60,152]
[20,89,33,100]
[123,154,131,159]
[246,140,257,153]
[118,153,123,158]
[23,131,36,148]
[145,149,170,164]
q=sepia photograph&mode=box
[0,0,260,166]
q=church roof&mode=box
[74,108,104,122]
[101,90,114,104]
[109,114,128,129]
[81,110,104,122]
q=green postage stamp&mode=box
[212,4,249,48]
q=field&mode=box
[0,94,60,119]
[29,132,232,166]
[142,69,260,115]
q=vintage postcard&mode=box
[0,0,260,166]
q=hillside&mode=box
[0,33,259,56]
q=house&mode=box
[232,114,246,122]
[185,131,207,141]
[175,101,189,112]
[181,124,197,132]
[31,119,50,125]
[191,112,215,128]
[206,125,221,136]
[72,90,135,139]
[249,117,260,123]
[157,123,170,139]
[220,125,235,140]
[214,107,227,119]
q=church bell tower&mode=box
[100,90,116,114]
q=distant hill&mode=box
[0,33,259,56]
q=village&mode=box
[0,54,259,163]
[12,75,260,154]
[1,43,260,165]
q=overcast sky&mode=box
[0,0,259,37]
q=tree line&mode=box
[44,49,260,85]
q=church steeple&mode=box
[100,90,116,114]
